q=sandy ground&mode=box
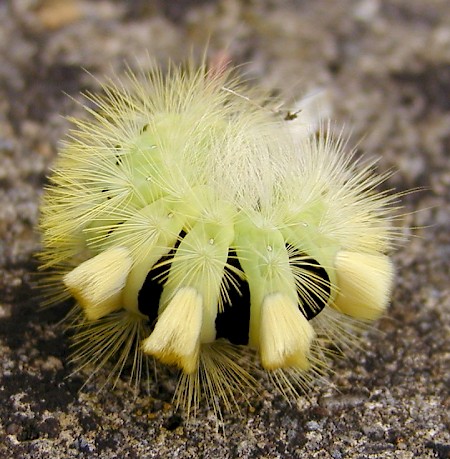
[0,0,449,458]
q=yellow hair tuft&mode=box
[37,56,405,420]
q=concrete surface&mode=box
[0,1,449,457]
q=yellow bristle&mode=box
[259,292,315,371]
[63,246,133,321]
[332,251,394,320]
[141,287,203,374]
[36,57,405,418]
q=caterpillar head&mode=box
[38,59,400,415]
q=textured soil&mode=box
[0,1,449,458]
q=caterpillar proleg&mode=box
[38,58,402,417]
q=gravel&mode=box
[1,1,449,457]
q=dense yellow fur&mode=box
[38,58,402,418]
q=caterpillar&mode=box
[38,57,401,418]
